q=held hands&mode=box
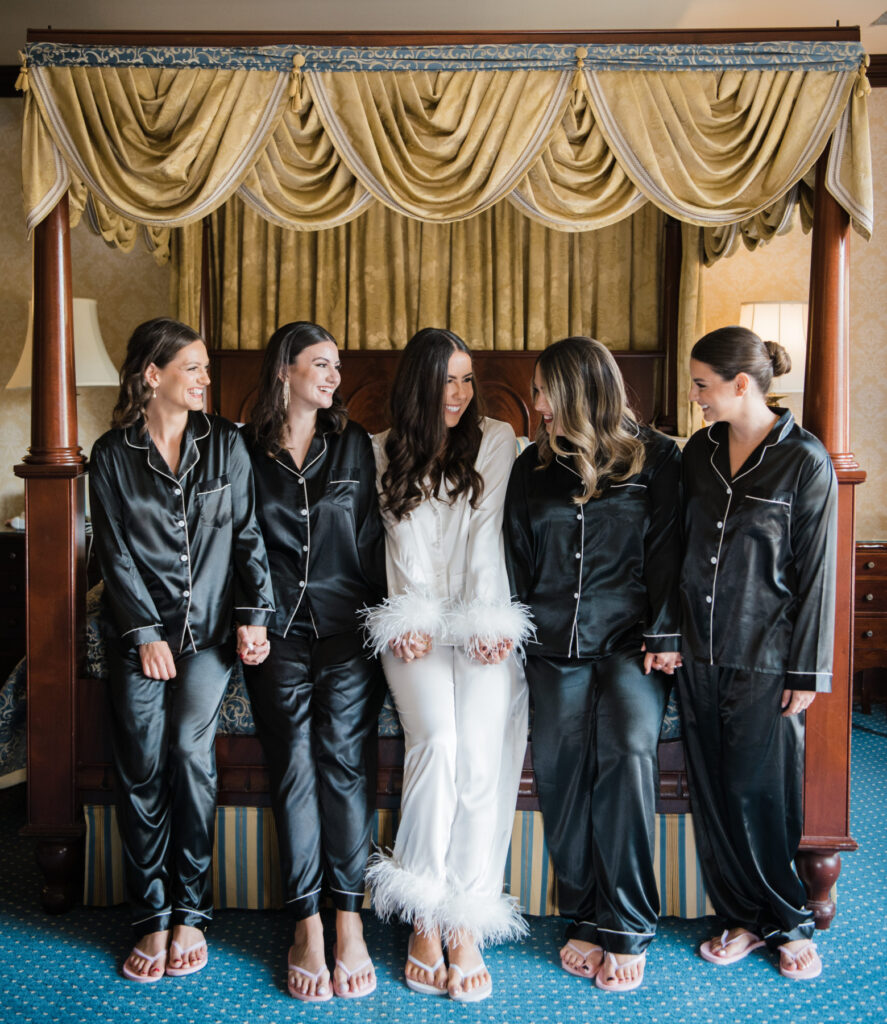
[643,650,683,675]
[139,640,177,680]
[389,632,432,662]
[781,689,816,717]
[237,624,270,666]
[470,638,514,665]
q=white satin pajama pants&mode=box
[368,644,529,946]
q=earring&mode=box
[151,386,157,400]
[282,378,290,411]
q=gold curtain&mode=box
[197,195,663,355]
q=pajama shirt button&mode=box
[710,556,717,564]
[180,554,188,562]
[717,521,723,528]
[705,596,712,603]
[183,590,190,597]
[300,508,308,516]
[575,552,581,559]
[173,488,182,496]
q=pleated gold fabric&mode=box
[197,196,663,356]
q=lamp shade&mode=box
[6,298,119,389]
[738,301,808,393]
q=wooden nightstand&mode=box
[0,528,26,684]
[854,542,887,713]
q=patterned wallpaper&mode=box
[703,88,887,541]
[0,99,170,523]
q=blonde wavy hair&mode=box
[534,336,645,503]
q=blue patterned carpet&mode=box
[2,707,886,1023]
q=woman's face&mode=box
[444,349,474,428]
[689,358,744,424]
[283,341,341,413]
[146,339,210,413]
[532,365,555,433]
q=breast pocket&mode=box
[196,476,232,530]
[738,491,792,544]
[323,474,360,512]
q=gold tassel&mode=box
[289,53,306,113]
[856,53,872,98]
[571,46,588,102]
[14,50,30,94]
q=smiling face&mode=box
[146,339,210,413]
[283,341,341,414]
[531,364,556,434]
[689,358,748,424]
[443,349,474,428]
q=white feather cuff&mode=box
[360,589,449,657]
[366,852,447,930]
[450,598,536,659]
[440,889,529,948]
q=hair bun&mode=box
[763,340,791,378]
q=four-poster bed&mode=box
[13,27,870,925]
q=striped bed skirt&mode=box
[83,805,714,919]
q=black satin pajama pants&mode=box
[244,626,384,920]
[107,640,233,939]
[677,660,814,947]
[526,648,669,956]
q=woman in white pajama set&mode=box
[364,328,531,1003]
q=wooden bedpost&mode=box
[13,193,86,913]
[796,149,864,928]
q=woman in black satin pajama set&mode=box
[241,322,386,1002]
[680,327,836,981]
[89,319,274,982]
[504,337,682,993]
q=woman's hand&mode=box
[781,689,815,717]
[139,640,177,680]
[237,624,270,666]
[470,638,514,665]
[644,650,682,675]
[390,632,432,662]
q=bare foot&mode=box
[779,939,820,975]
[333,910,375,996]
[405,926,447,992]
[167,924,206,972]
[598,951,645,988]
[560,938,603,977]
[447,931,491,999]
[123,928,168,980]
[288,914,330,1000]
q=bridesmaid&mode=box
[242,322,386,1001]
[504,336,681,993]
[89,317,273,981]
[363,327,532,1003]
[678,326,836,981]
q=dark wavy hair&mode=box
[247,321,347,454]
[692,326,791,396]
[381,327,484,521]
[111,318,202,429]
[534,336,645,502]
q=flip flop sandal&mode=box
[448,961,492,1003]
[332,942,377,999]
[595,951,646,993]
[778,940,822,981]
[122,946,166,982]
[405,933,447,996]
[560,941,603,979]
[699,929,766,965]
[165,938,208,977]
[288,962,333,1002]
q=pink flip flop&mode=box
[332,942,376,999]
[165,938,208,977]
[595,951,646,993]
[778,940,822,981]
[122,946,166,982]
[699,929,766,965]
[288,961,333,1002]
[560,941,603,979]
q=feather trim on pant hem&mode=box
[440,889,529,949]
[366,852,447,931]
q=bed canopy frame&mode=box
[14,26,869,921]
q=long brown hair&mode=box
[381,327,484,521]
[534,336,645,503]
[111,318,202,429]
[691,326,791,395]
[247,321,347,454]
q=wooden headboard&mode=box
[211,349,666,436]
